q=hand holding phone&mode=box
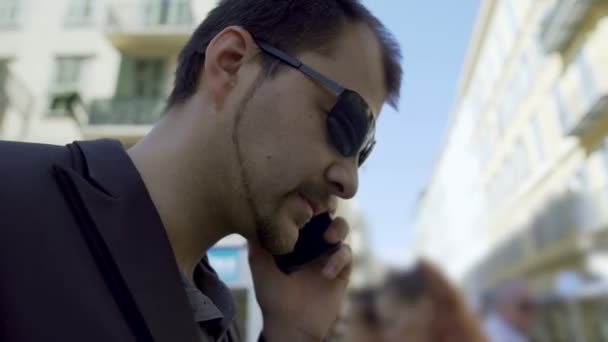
[274,212,342,274]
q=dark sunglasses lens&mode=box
[358,140,376,166]
[326,91,375,164]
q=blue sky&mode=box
[357,1,481,265]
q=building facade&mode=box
[0,0,215,146]
[411,99,486,284]
[413,0,608,297]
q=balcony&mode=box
[539,0,596,54]
[105,1,195,55]
[557,48,608,137]
[82,97,165,142]
[473,233,527,288]
[475,187,608,286]
[531,187,608,252]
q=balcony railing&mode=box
[531,188,608,250]
[88,98,165,125]
[473,187,608,286]
[539,0,596,54]
[558,49,608,137]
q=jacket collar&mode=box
[54,139,201,342]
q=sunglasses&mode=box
[256,41,377,166]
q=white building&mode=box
[0,0,214,146]
[411,98,486,283]
[413,0,608,298]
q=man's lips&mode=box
[299,193,322,216]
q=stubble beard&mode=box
[231,75,293,255]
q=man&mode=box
[483,280,537,342]
[0,0,402,341]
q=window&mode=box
[0,58,8,82]
[495,99,509,135]
[65,0,94,26]
[502,156,513,196]
[483,40,500,88]
[496,1,515,55]
[52,56,87,93]
[602,138,608,174]
[0,0,19,27]
[49,57,87,114]
[573,164,589,192]
[133,59,165,97]
[526,34,544,75]
[553,86,570,134]
[478,122,492,165]
[491,29,507,67]
[575,51,598,102]
[517,54,531,100]
[513,138,530,182]
[115,56,167,98]
[144,0,191,26]
[531,115,546,162]
[171,0,191,25]
[504,0,520,34]
[0,58,9,111]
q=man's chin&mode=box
[256,221,299,256]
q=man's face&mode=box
[228,24,387,254]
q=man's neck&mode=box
[127,115,234,280]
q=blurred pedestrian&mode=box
[483,279,536,342]
[342,288,384,342]
[376,260,488,342]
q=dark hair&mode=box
[383,267,426,304]
[348,287,379,325]
[382,260,488,342]
[167,0,402,109]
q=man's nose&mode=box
[325,160,359,199]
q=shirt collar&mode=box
[180,257,237,337]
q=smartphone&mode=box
[274,212,342,274]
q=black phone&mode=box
[274,212,342,274]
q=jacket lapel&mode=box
[53,139,201,342]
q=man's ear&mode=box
[203,26,257,111]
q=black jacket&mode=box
[0,139,231,342]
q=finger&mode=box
[328,197,338,215]
[323,244,352,280]
[336,256,353,282]
[324,217,349,244]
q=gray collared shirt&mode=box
[181,257,241,342]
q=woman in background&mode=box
[376,260,488,342]
[341,287,384,342]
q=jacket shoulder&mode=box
[0,140,71,204]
